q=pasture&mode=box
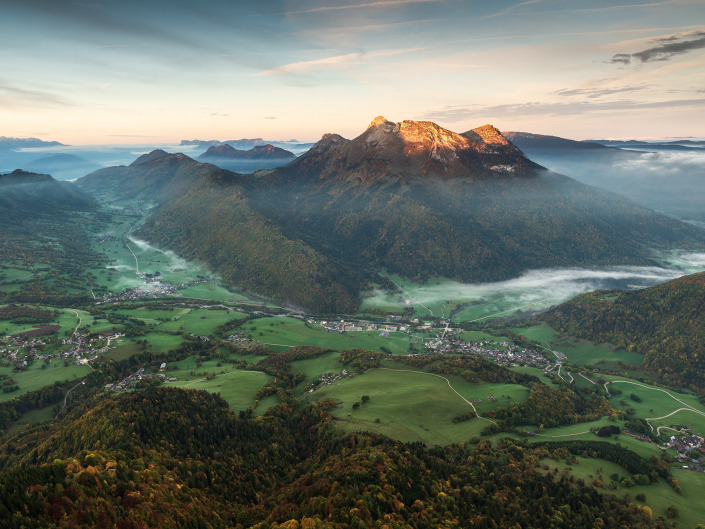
[244,317,411,354]
[304,368,529,445]
[168,369,270,412]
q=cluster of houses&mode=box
[318,320,410,334]
[103,366,176,393]
[99,278,209,304]
[1,331,124,370]
[668,434,705,471]
[308,369,353,392]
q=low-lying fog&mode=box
[364,250,705,320]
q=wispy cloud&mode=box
[554,85,648,99]
[424,98,705,122]
[610,30,705,64]
[0,81,74,109]
[254,47,424,76]
[286,0,444,16]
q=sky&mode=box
[1,0,704,144]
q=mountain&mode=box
[503,130,705,223]
[0,386,656,528]
[22,153,102,181]
[78,153,361,312]
[78,117,705,312]
[503,131,627,154]
[200,143,295,160]
[0,169,94,218]
[198,144,296,172]
[0,170,101,305]
[0,136,65,149]
[181,138,314,152]
[542,271,705,391]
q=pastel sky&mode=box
[2,0,704,144]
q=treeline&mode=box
[530,440,672,483]
[0,387,667,528]
[542,271,705,391]
[0,383,65,431]
[485,383,612,430]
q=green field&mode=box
[169,370,270,412]
[4,406,55,436]
[543,456,705,526]
[604,378,705,437]
[291,352,342,379]
[304,368,529,445]
[0,361,90,402]
[157,308,246,334]
[244,317,411,354]
[361,275,562,322]
[140,332,184,352]
[512,324,644,367]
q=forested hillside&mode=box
[0,387,662,528]
[543,271,705,391]
[78,118,705,312]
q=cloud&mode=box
[0,81,74,109]
[424,98,705,122]
[286,0,444,16]
[254,47,424,76]
[610,30,705,64]
[554,85,647,99]
[265,116,278,119]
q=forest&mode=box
[542,272,705,391]
[0,387,667,529]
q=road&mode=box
[62,380,85,409]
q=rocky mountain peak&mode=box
[472,124,510,145]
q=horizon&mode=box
[2,1,704,144]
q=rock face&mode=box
[283,116,539,184]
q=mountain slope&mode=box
[22,153,102,181]
[249,117,705,283]
[542,271,705,391]
[78,117,705,312]
[0,169,94,219]
[77,153,361,312]
[0,170,102,304]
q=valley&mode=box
[3,122,705,528]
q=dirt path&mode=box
[72,311,82,336]
[379,367,496,424]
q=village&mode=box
[314,317,551,369]
[0,329,124,371]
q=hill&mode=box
[542,271,705,391]
[0,169,94,219]
[79,117,705,312]
[0,386,656,528]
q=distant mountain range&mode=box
[198,144,296,172]
[181,137,314,152]
[77,117,705,312]
[0,137,65,150]
[504,131,705,223]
